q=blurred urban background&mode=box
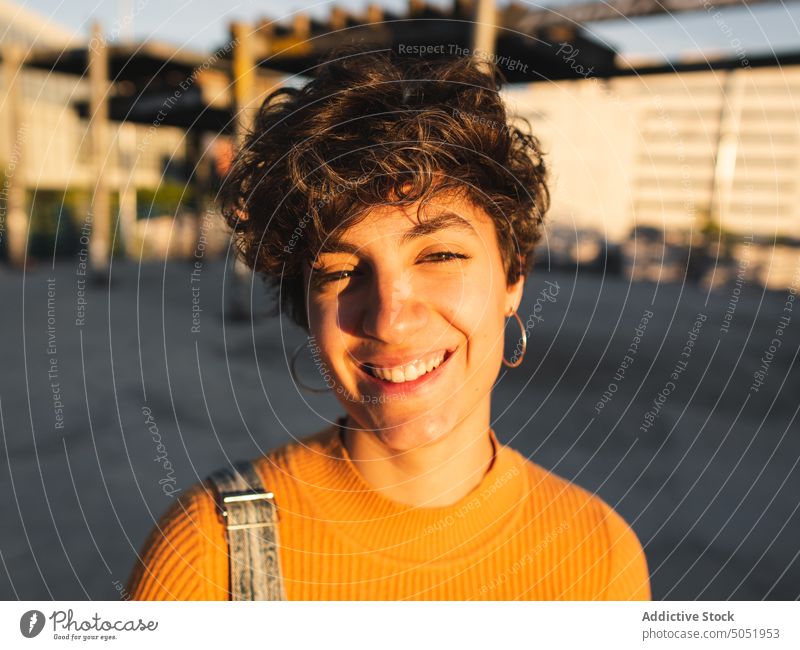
[1,0,798,601]
[2,0,800,283]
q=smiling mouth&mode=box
[358,349,455,384]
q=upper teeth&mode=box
[366,352,446,383]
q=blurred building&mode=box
[1,0,797,289]
[0,1,245,266]
[505,63,800,288]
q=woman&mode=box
[127,48,650,600]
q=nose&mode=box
[360,267,429,343]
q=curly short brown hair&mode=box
[221,46,549,330]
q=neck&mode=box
[341,409,497,508]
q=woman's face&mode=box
[302,192,525,451]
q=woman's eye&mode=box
[314,269,355,287]
[424,251,470,263]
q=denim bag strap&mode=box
[206,460,286,600]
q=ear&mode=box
[505,260,526,316]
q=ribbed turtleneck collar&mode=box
[286,416,528,566]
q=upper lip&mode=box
[355,348,454,371]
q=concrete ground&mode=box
[0,256,797,599]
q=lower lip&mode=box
[356,350,456,396]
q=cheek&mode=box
[306,299,343,359]
[307,288,340,331]
[437,280,506,366]
[471,309,505,362]
[443,259,506,322]
[468,278,511,359]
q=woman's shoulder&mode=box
[517,453,623,519]
[513,451,652,599]
[249,421,341,489]
[125,478,228,600]
[126,423,338,601]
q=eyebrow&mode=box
[318,211,478,255]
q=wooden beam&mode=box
[231,22,256,140]
[118,123,137,257]
[88,22,111,276]
[1,45,27,268]
[513,0,778,32]
[409,0,426,16]
[472,0,498,58]
[365,4,384,24]
[329,7,348,31]
[293,13,311,40]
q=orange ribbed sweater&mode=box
[126,422,651,600]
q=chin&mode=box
[350,408,456,452]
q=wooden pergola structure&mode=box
[1,0,790,270]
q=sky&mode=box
[12,0,800,62]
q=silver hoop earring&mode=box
[502,310,527,368]
[289,340,333,393]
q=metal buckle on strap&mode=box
[219,490,279,529]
